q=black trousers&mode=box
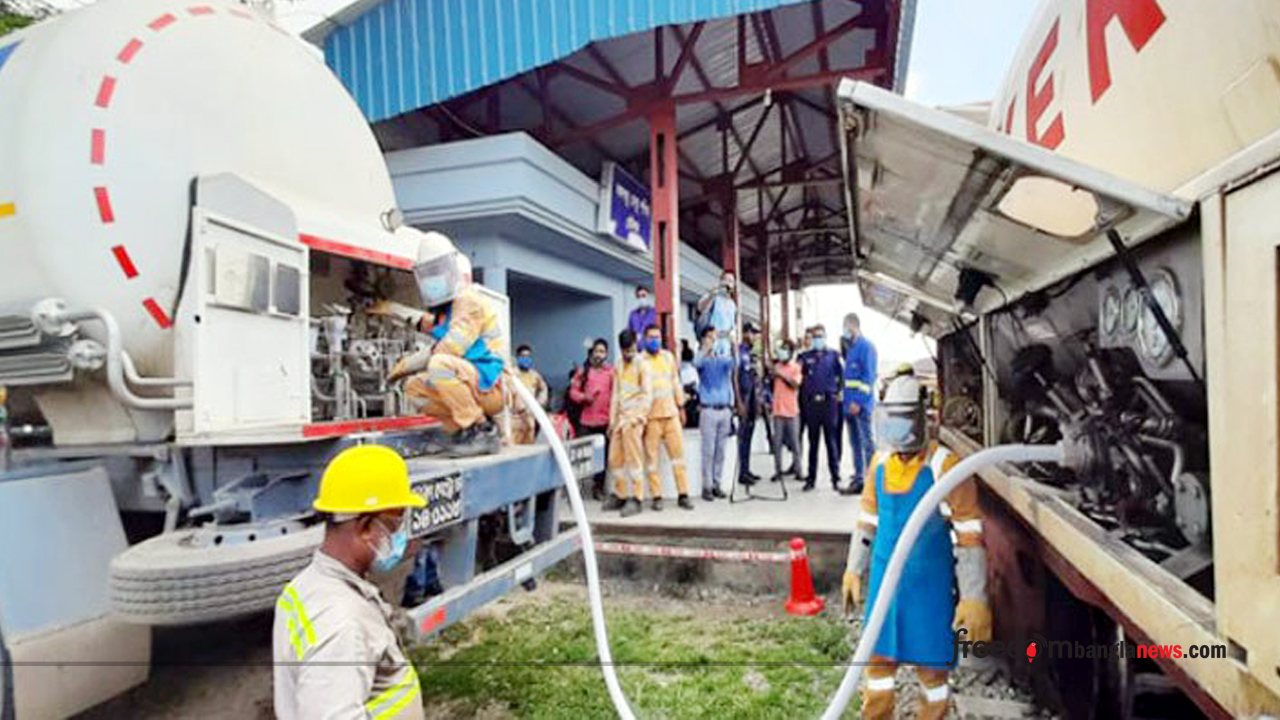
[579,424,609,488]
[802,395,842,483]
[737,392,757,477]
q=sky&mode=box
[797,0,1041,370]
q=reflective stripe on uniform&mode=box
[366,666,421,719]
[923,683,950,702]
[844,379,871,392]
[952,518,983,535]
[866,675,895,691]
[276,585,316,660]
[928,446,951,479]
[859,510,879,527]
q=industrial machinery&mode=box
[836,0,1280,715]
[0,2,598,717]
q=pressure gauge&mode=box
[1137,269,1183,366]
[1101,286,1121,337]
[1121,286,1141,335]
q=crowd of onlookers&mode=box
[509,272,878,516]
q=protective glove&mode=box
[841,570,862,616]
[368,299,425,327]
[953,598,993,643]
[389,346,432,382]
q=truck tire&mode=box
[109,523,323,626]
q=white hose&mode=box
[820,443,1066,720]
[506,370,638,720]
[509,373,1064,720]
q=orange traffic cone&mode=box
[784,537,825,616]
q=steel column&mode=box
[649,103,680,349]
[781,256,791,340]
[760,233,771,352]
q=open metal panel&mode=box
[836,80,1192,334]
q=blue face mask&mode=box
[812,336,827,351]
[517,356,534,371]
[645,337,662,354]
[713,338,732,356]
[776,350,792,362]
[371,525,409,573]
[420,276,451,306]
[880,415,921,452]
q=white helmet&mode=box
[876,369,928,453]
[413,231,471,308]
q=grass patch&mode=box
[410,585,858,719]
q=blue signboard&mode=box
[597,162,651,253]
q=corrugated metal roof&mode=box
[325,0,814,122]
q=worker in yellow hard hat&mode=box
[273,445,427,720]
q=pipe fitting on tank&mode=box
[31,298,79,338]
[68,339,108,371]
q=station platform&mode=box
[561,428,863,541]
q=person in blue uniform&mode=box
[842,312,878,495]
[841,369,991,720]
[798,325,844,492]
[735,322,763,486]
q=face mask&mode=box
[776,350,792,362]
[812,336,826,350]
[637,295,651,307]
[517,356,534,371]
[712,338,731,356]
[645,337,662,354]
[420,276,451,306]
[590,355,605,367]
[370,523,409,573]
[880,415,919,451]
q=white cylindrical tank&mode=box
[0,0,416,374]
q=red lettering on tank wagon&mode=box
[1087,0,1167,103]
[1026,20,1065,150]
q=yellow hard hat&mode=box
[313,445,426,514]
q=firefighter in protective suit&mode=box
[370,232,506,457]
[841,367,991,720]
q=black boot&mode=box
[621,499,643,517]
[443,421,501,458]
[602,495,626,511]
[802,477,816,492]
[651,497,664,511]
[678,494,695,510]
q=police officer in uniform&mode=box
[735,322,763,486]
[798,324,844,492]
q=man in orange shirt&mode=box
[639,325,693,511]
[603,330,649,517]
[769,339,802,481]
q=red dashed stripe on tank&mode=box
[90,128,105,164]
[142,298,173,329]
[111,245,139,279]
[94,7,257,329]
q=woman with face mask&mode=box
[569,338,615,500]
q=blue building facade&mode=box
[387,132,760,398]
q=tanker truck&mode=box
[836,0,1280,716]
[0,2,600,717]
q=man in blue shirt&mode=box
[735,322,764,486]
[627,285,657,338]
[842,312,879,494]
[696,271,738,342]
[799,324,843,493]
[695,327,736,501]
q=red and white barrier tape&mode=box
[594,540,790,564]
